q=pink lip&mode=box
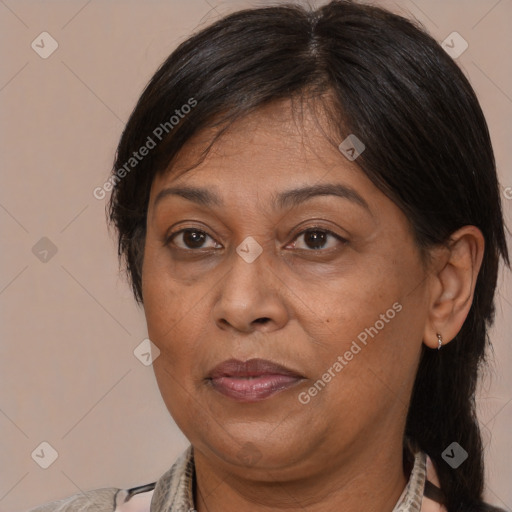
[208,358,304,402]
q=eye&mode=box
[289,228,346,251]
[166,228,221,250]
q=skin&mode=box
[141,99,484,512]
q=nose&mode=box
[211,243,290,334]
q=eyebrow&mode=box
[154,183,371,213]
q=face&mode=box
[142,100,431,482]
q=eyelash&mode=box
[164,226,347,252]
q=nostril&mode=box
[253,317,271,324]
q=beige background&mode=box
[0,0,511,510]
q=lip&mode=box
[207,358,304,402]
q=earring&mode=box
[436,333,443,350]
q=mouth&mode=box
[207,358,305,402]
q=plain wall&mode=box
[0,1,510,510]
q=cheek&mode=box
[142,243,198,355]
[144,270,212,429]
[300,252,426,406]
[142,245,227,399]
[299,309,422,440]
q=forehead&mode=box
[150,98,366,195]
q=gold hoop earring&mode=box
[437,333,443,350]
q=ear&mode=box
[423,226,485,349]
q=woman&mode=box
[29,0,509,511]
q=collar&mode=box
[147,445,428,512]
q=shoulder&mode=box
[26,447,193,512]
[26,487,120,512]
[26,483,155,512]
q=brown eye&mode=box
[303,230,328,250]
[168,229,219,250]
[292,229,346,251]
[182,230,207,248]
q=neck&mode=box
[194,436,409,512]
